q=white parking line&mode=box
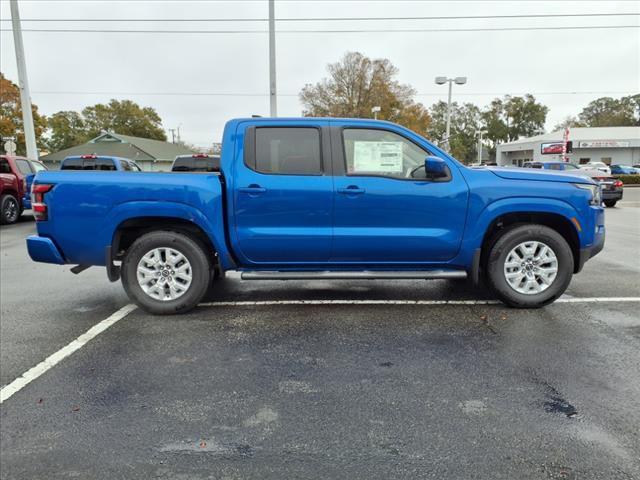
[0,304,137,404]
[199,297,640,307]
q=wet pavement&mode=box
[1,189,639,479]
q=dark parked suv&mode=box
[171,154,220,172]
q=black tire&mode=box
[603,200,617,208]
[121,231,212,315]
[0,194,20,225]
[486,224,574,308]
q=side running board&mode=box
[241,270,467,280]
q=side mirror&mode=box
[425,156,450,180]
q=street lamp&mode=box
[371,106,381,120]
[435,76,467,151]
[475,130,487,164]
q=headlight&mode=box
[574,183,601,206]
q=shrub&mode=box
[613,174,640,185]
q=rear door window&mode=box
[15,159,33,174]
[253,128,322,175]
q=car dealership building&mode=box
[496,126,640,167]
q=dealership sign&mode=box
[541,142,563,155]
[578,140,630,148]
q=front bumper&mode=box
[26,235,65,265]
[576,221,605,273]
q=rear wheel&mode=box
[0,194,20,225]
[121,231,212,314]
[604,200,617,208]
[486,224,573,308]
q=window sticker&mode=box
[353,141,403,173]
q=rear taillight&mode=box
[614,180,623,188]
[31,183,53,221]
[192,154,209,158]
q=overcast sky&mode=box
[1,0,638,148]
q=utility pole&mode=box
[168,129,176,144]
[10,0,38,160]
[476,130,487,164]
[268,0,277,117]
[435,76,467,152]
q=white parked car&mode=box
[580,162,611,175]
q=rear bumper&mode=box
[602,189,623,201]
[26,235,65,265]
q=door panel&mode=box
[331,125,468,263]
[233,123,333,264]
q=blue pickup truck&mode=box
[26,118,605,314]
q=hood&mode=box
[487,167,594,185]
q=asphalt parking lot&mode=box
[1,189,639,479]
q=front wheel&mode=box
[121,231,212,315]
[486,225,574,308]
[604,200,617,208]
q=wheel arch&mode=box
[101,200,235,270]
[112,216,218,263]
[480,211,581,274]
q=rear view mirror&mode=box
[424,156,450,180]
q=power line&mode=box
[1,12,638,22]
[1,25,638,34]
[31,90,638,97]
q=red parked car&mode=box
[1,161,24,224]
[0,155,47,224]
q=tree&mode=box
[552,115,585,131]
[299,52,431,135]
[45,111,88,152]
[45,99,168,152]
[82,99,166,140]
[577,94,640,127]
[427,101,482,163]
[0,72,47,155]
[482,95,548,158]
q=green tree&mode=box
[45,111,88,152]
[299,51,431,135]
[427,101,482,163]
[81,99,166,140]
[0,72,47,155]
[552,115,585,131]
[577,94,640,127]
[482,95,548,159]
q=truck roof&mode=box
[228,117,399,126]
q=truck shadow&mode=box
[202,276,496,303]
